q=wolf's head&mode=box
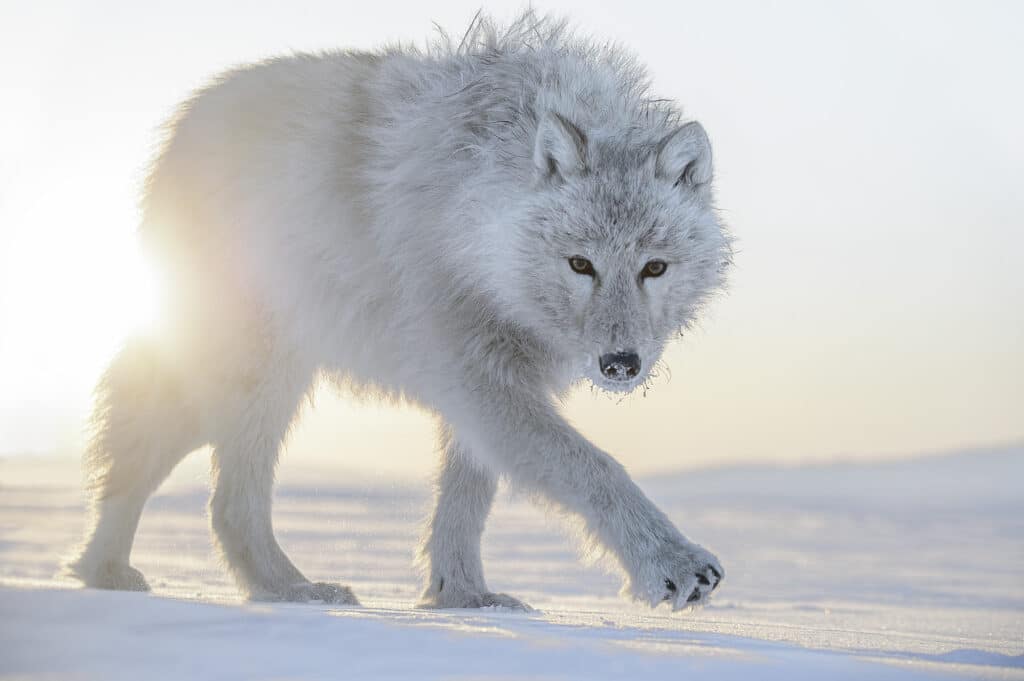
[501,112,732,394]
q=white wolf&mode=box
[68,11,732,611]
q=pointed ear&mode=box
[655,121,713,188]
[533,111,587,182]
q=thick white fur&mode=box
[67,11,732,610]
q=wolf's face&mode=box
[511,114,731,393]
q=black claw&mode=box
[665,578,677,593]
[709,566,722,581]
[687,588,701,603]
[697,574,711,585]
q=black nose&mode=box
[599,351,641,381]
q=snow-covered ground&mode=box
[1,445,1022,680]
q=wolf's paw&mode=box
[630,540,723,611]
[418,587,533,612]
[70,561,151,592]
[257,581,360,605]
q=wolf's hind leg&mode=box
[67,340,202,590]
[209,363,358,604]
[416,428,530,610]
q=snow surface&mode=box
[1,445,1022,680]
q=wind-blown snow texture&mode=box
[1,445,1022,680]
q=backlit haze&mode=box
[1,1,1021,479]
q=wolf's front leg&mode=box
[453,391,723,609]
[416,428,530,610]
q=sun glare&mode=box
[0,183,160,454]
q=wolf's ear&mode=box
[534,111,587,182]
[655,122,712,188]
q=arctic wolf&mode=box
[68,12,732,610]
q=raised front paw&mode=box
[629,541,724,611]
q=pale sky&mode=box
[1,0,1021,478]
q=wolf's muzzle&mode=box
[599,351,641,381]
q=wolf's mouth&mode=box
[589,371,646,395]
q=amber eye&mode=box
[568,256,595,276]
[641,260,668,279]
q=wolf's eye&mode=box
[568,256,595,276]
[641,260,667,279]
